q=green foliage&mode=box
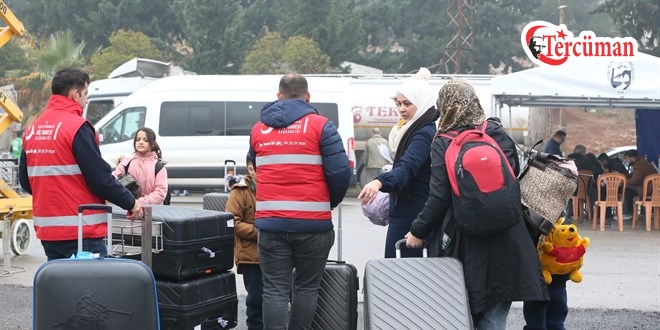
[175,0,252,74]
[592,0,659,56]
[3,31,87,122]
[240,32,286,74]
[0,40,31,78]
[89,30,165,79]
[241,32,330,74]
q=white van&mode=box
[93,75,357,189]
[83,58,193,125]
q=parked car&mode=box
[604,145,636,173]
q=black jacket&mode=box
[410,120,548,315]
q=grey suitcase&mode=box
[33,204,160,329]
[203,192,230,211]
[364,239,473,330]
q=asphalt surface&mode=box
[0,194,658,329]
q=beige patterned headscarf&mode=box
[436,78,486,133]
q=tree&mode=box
[89,30,165,79]
[272,0,366,67]
[241,32,330,74]
[592,0,660,56]
[3,31,87,125]
[175,0,252,74]
[9,0,182,58]
[0,40,32,78]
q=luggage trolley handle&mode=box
[77,204,113,257]
[394,239,427,258]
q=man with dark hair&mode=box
[20,68,142,260]
[597,153,628,175]
[249,73,350,329]
[623,149,657,218]
[544,130,566,156]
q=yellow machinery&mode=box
[0,0,33,257]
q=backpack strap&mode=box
[155,160,164,174]
[124,159,133,175]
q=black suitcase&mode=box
[34,204,160,330]
[363,239,473,330]
[302,204,359,330]
[203,192,230,211]
[157,271,238,330]
[114,205,235,280]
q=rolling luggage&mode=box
[157,271,238,330]
[113,205,235,280]
[305,204,359,330]
[203,192,230,211]
[364,239,473,330]
[33,204,160,330]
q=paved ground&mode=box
[0,194,658,329]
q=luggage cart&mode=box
[111,207,164,265]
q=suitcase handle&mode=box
[198,247,219,259]
[395,239,427,258]
[77,204,113,257]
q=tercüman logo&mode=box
[521,21,638,66]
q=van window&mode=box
[99,107,146,144]
[312,103,339,129]
[158,101,339,137]
[160,102,224,136]
[86,100,116,125]
[226,102,264,136]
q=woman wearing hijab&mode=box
[404,79,548,329]
[358,67,439,258]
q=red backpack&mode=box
[439,121,522,235]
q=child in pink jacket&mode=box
[113,127,169,205]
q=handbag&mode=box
[518,141,578,235]
[361,191,390,226]
[118,174,141,199]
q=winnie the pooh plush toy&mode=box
[539,218,590,284]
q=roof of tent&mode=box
[492,52,660,109]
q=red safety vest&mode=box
[23,95,106,241]
[251,113,332,220]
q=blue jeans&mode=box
[41,238,107,261]
[258,230,334,330]
[523,287,568,330]
[473,301,512,330]
[242,264,264,330]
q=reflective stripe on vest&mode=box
[256,154,323,166]
[256,201,331,212]
[27,164,82,176]
[33,213,107,228]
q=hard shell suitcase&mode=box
[304,204,359,330]
[203,192,230,212]
[114,205,235,280]
[157,271,238,330]
[363,239,473,330]
[33,204,160,330]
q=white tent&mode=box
[491,52,660,110]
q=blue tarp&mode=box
[636,109,660,167]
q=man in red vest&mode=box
[250,73,350,329]
[20,68,142,260]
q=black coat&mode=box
[409,120,548,315]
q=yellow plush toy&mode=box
[539,218,590,284]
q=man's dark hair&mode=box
[554,130,567,138]
[597,153,609,162]
[279,73,308,99]
[624,149,639,158]
[51,68,90,96]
